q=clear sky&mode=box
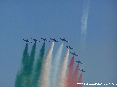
[0,0,117,87]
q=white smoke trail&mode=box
[57,49,69,87]
[81,0,90,49]
[51,43,63,87]
[38,42,54,87]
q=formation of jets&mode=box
[23,38,69,43]
[76,61,85,72]
[23,38,85,72]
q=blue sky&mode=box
[0,0,117,87]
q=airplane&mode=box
[76,60,83,64]
[60,38,69,42]
[31,38,40,42]
[23,39,32,43]
[50,38,58,42]
[70,52,79,56]
[41,38,48,42]
[79,69,85,72]
[66,46,73,49]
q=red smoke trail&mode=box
[77,73,82,87]
[66,56,74,87]
[72,64,79,87]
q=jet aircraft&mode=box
[66,46,73,49]
[41,38,48,42]
[76,60,83,64]
[23,39,32,43]
[31,38,40,42]
[50,38,58,42]
[60,38,69,42]
[70,52,79,56]
[79,69,85,72]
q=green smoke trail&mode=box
[14,72,23,87]
[15,43,29,87]
[32,42,45,87]
[28,42,36,75]
[22,42,36,87]
[22,76,32,87]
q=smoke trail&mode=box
[15,43,29,87]
[72,64,79,87]
[28,42,36,75]
[81,0,90,49]
[77,73,82,87]
[68,56,74,77]
[57,49,69,87]
[39,42,54,87]
[66,56,74,87]
[15,72,23,87]
[23,76,32,87]
[32,42,45,87]
[22,42,36,87]
[51,42,63,87]
[21,43,29,78]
